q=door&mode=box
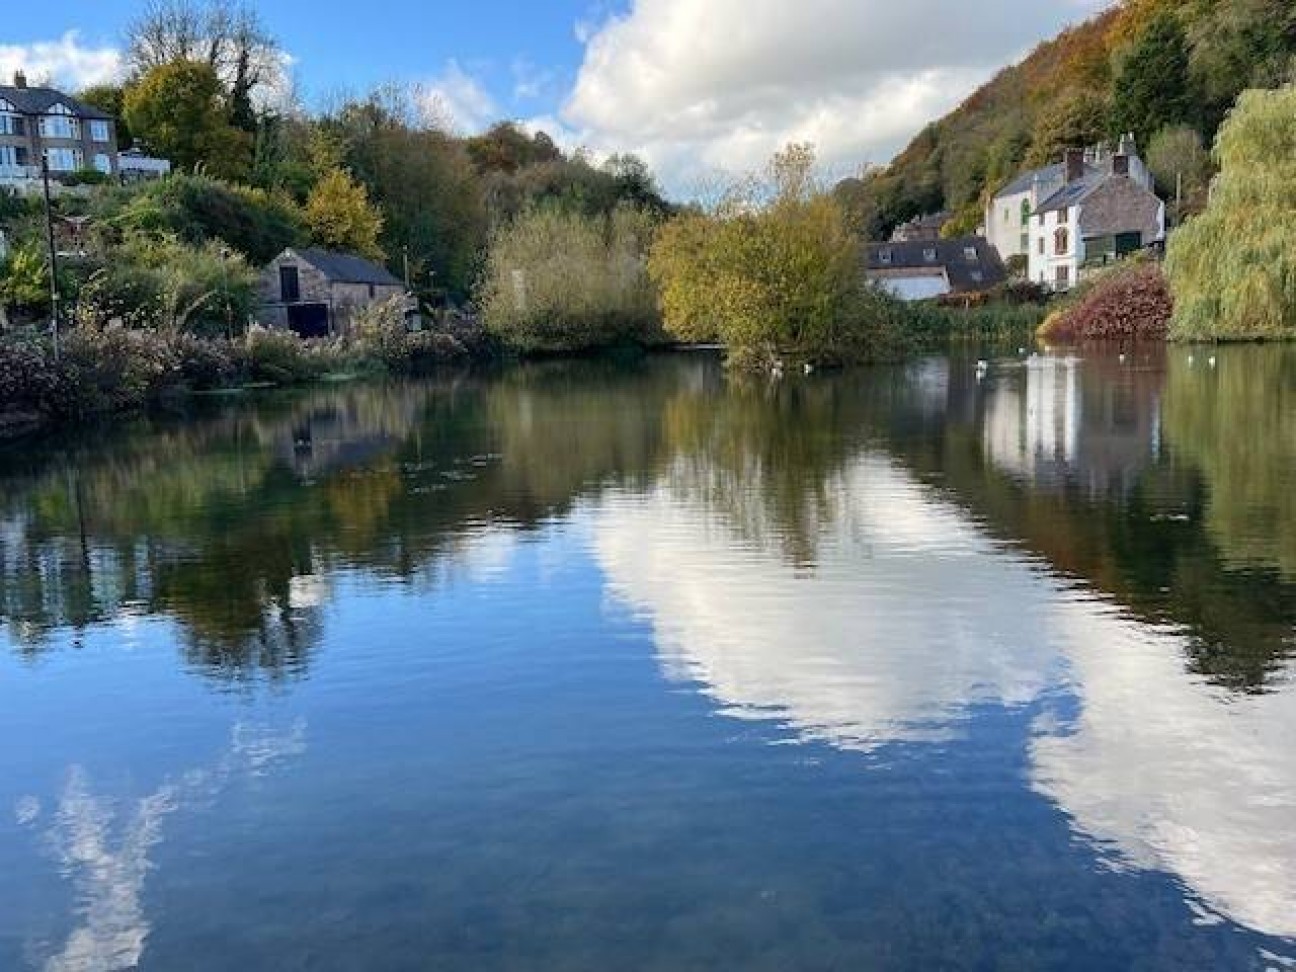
[286,303,329,338]
[279,265,301,303]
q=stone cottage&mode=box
[261,248,409,337]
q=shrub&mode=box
[170,333,239,389]
[1038,262,1172,343]
[243,328,321,385]
[479,205,662,353]
[352,296,468,373]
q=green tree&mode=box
[304,169,385,260]
[1146,124,1214,221]
[1111,12,1195,139]
[124,60,251,180]
[1166,87,1296,340]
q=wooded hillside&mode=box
[835,0,1296,240]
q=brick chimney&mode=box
[13,70,28,89]
[1064,148,1086,184]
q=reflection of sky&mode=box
[17,722,306,972]
[594,453,1296,944]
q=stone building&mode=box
[1027,143,1165,292]
[0,72,119,187]
[261,248,410,337]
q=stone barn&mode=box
[261,248,409,338]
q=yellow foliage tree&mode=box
[304,169,386,261]
[648,144,892,368]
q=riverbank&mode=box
[0,300,1046,441]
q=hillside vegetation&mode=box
[835,0,1296,239]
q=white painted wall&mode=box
[1029,206,1082,292]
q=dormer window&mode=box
[39,103,80,140]
[923,247,937,263]
[963,246,978,263]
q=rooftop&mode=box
[291,248,404,287]
[0,85,113,120]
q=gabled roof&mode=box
[0,85,113,120]
[1034,172,1109,215]
[863,236,1007,294]
[995,163,1065,198]
[290,248,404,287]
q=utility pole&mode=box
[220,245,233,338]
[40,156,61,360]
[403,247,412,290]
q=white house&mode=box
[1028,144,1164,292]
[987,134,1154,268]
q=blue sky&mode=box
[2,1,1108,193]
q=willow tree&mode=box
[1165,87,1296,340]
[649,145,890,369]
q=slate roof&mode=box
[995,163,1065,198]
[863,236,1007,294]
[0,85,113,120]
[293,248,404,287]
[1034,172,1107,215]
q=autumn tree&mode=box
[305,169,385,260]
[124,60,252,180]
[649,145,896,369]
[1146,124,1213,221]
[1026,89,1111,166]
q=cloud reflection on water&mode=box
[594,451,1296,943]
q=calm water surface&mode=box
[1,347,1294,971]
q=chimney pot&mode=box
[1112,154,1130,177]
[13,70,27,89]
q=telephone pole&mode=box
[40,156,61,359]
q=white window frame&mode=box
[93,153,112,174]
[90,120,111,143]
[44,147,84,172]
[39,103,80,140]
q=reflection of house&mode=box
[0,72,118,186]
[1027,139,1164,292]
[261,248,409,338]
[981,354,1163,498]
[863,237,1006,302]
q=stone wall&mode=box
[1079,178,1163,244]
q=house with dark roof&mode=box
[863,236,1007,302]
[986,134,1155,267]
[0,72,119,187]
[261,248,411,337]
[1027,145,1164,292]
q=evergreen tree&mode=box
[1111,13,1195,139]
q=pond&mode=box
[1,346,1293,971]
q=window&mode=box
[279,265,301,303]
[93,153,112,174]
[0,145,19,169]
[0,98,20,136]
[90,120,111,143]
[879,247,893,265]
[1037,237,1045,256]
[39,104,80,140]
[1004,207,1011,224]
[1020,199,1031,226]
[963,246,979,263]
[1054,227,1070,256]
[1020,233,1029,252]
[970,270,984,283]
[1056,265,1071,288]
[923,247,937,263]
[44,147,83,171]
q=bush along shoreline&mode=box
[0,300,487,440]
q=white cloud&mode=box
[559,0,1111,193]
[421,59,500,135]
[0,31,121,91]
